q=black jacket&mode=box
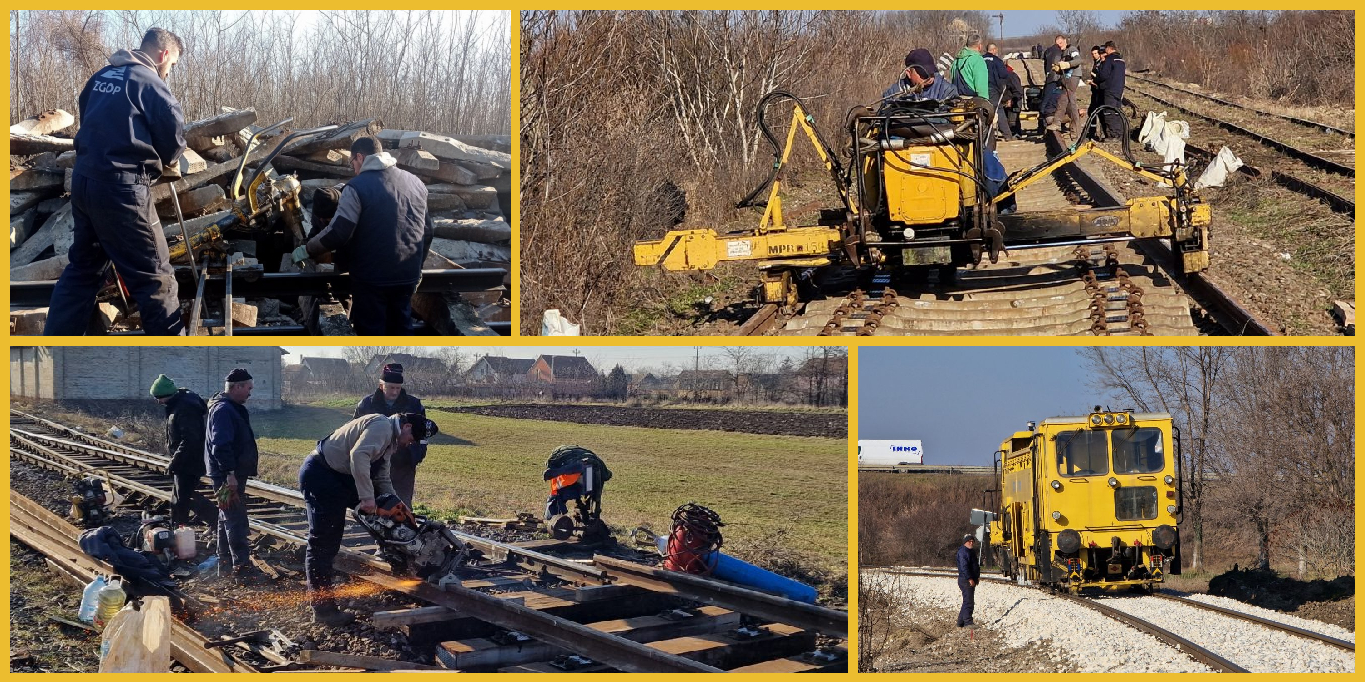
[73,49,186,185]
[307,155,434,287]
[163,389,207,477]
[957,543,981,582]
[981,53,1009,102]
[1005,69,1024,103]
[1095,52,1126,98]
[354,388,428,464]
[205,393,258,478]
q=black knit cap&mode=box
[402,414,438,441]
[381,363,404,384]
[225,368,252,383]
[903,49,936,78]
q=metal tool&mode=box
[353,494,482,588]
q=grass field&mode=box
[250,404,847,569]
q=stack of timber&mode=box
[10,107,512,334]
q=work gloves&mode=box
[291,245,310,264]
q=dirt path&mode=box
[433,403,847,438]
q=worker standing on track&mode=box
[957,534,980,627]
[1095,41,1127,140]
[292,136,434,335]
[205,368,265,584]
[45,28,188,336]
[982,44,1014,142]
[150,374,214,530]
[1041,35,1071,131]
[353,362,428,507]
[949,34,990,100]
[1087,46,1106,140]
[883,49,959,102]
[298,412,437,625]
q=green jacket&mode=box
[951,47,990,99]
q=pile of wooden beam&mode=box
[10,107,512,334]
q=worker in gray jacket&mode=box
[298,412,438,625]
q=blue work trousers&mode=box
[350,284,417,335]
[958,578,976,626]
[299,454,360,595]
[45,174,183,335]
[209,475,250,568]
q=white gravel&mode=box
[1173,591,1355,643]
[865,571,1213,672]
[1094,594,1355,673]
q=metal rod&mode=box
[224,262,234,336]
[168,179,201,289]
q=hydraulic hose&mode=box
[736,90,846,209]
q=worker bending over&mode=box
[354,362,427,507]
[298,412,438,625]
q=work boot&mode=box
[1045,116,1061,132]
[312,601,356,627]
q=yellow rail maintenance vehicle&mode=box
[978,407,1182,592]
[634,89,1210,309]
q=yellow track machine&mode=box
[633,90,1210,308]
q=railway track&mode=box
[10,410,847,673]
[1128,74,1353,139]
[878,568,1353,667]
[739,138,1264,336]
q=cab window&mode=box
[1056,430,1108,476]
[1112,427,1165,474]
[1115,486,1158,520]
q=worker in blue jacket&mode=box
[46,28,188,336]
[353,363,428,506]
[1095,42,1128,140]
[957,534,980,627]
[205,368,265,583]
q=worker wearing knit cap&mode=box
[151,374,213,528]
[353,362,427,507]
[204,368,264,583]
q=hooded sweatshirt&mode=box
[316,414,399,502]
[73,49,186,185]
[950,47,990,100]
[304,151,434,287]
[164,388,208,476]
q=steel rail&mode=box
[10,494,253,673]
[1178,140,1353,216]
[1128,74,1353,138]
[10,268,508,308]
[1126,85,1354,177]
[593,555,847,639]
[1064,154,1278,336]
[11,411,609,584]
[1151,592,1354,652]
[1052,592,1248,672]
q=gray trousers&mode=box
[390,449,417,507]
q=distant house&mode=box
[629,373,675,399]
[300,356,351,380]
[364,353,450,380]
[674,369,734,401]
[466,356,536,384]
[529,355,598,384]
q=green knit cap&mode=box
[150,374,177,398]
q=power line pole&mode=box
[992,13,1005,42]
[693,346,700,402]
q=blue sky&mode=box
[859,347,1122,466]
[1001,10,1125,38]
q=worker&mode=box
[957,534,980,627]
[1087,46,1105,140]
[150,374,214,529]
[1041,35,1071,131]
[1095,41,1127,141]
[948,34,990,100]
[45,28,187,337]
[205,368,264,583]
[292,136,434,335]
[1059,62,1083,135]
[298,412,438,625]
[1004,65,1025,136]
[353,362,428,507]
[882,49,959,102]
[982,44,1013,142]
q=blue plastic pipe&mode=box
[655,535,817,603]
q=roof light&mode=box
[1104,414,1115,425]
[1050,480,1061,491]
[1090,415,1102,426]
[1115,414,1127,424]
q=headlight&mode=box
[1090,415,1102,425]
[1164,475,1174,485]
[1057,528,1082,553]
[903,228,916,240]
[1166,505,1177,514]
[1051,511,1061,520]
[1050,480,1061,490]
[1108,477,1119,488]
[1115,414,1127,424]
[1103,414,1115,425]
